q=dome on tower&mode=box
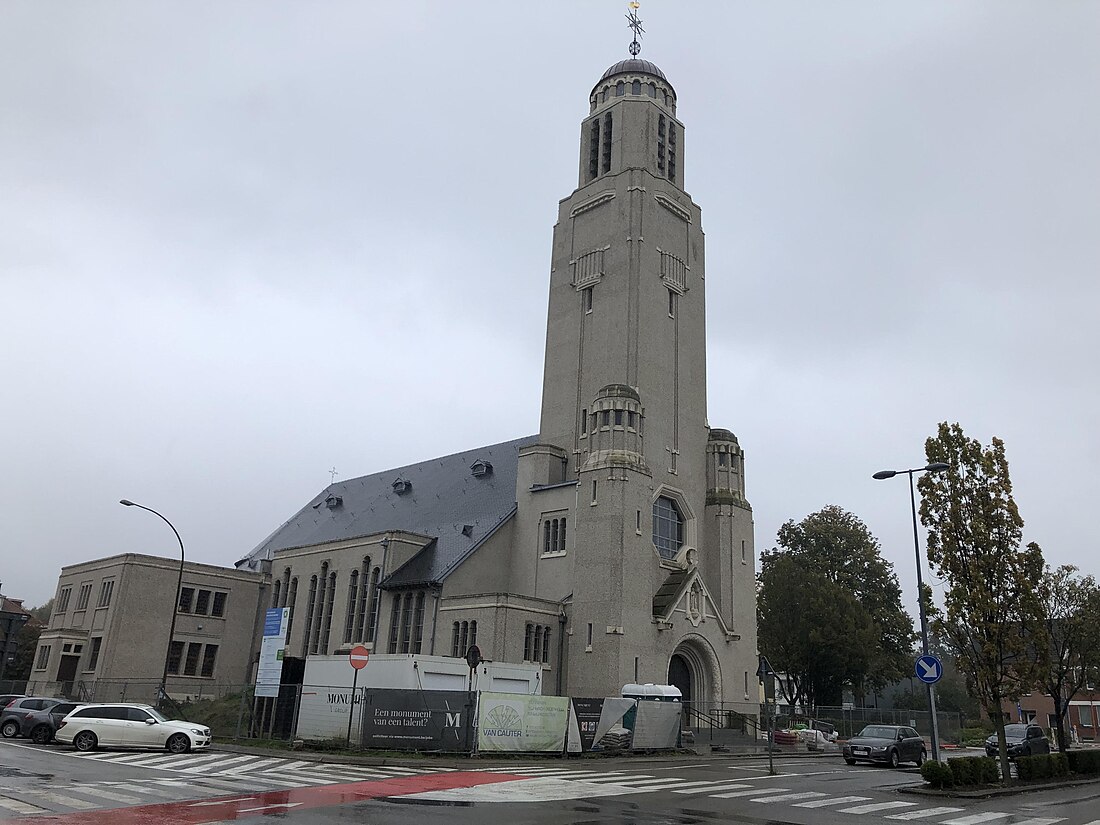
[599,58,668,83]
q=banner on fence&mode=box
[361,689,473,752]
[631,700,681,749]
[477,692,569,753]
[255,608,290,698]
[566,697,636,753]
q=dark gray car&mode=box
[0,697,61,739]
[5,701,84,744]
[843,724,927,768]
[985,723,1050,758]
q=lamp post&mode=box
[120,499,185,709]
[873,461,950,762]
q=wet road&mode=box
[2,740,1098,824]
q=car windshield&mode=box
[857,726,899,739]
[1003,724,1028,737]
[146,708,169,723]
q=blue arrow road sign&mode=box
[915,655,943,684]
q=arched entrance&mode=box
[668,653,693,703]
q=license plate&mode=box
[853,747,870,755]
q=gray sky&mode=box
[3,2,1098,617]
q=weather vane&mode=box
[626,2,644,57]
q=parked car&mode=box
[55,703,211,754]
[843,724,927,768]
[1,697,61,738]
[0,695,26,712]
[985,724,1050,759]
[6,701,86,744]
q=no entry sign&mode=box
[349,645,370,670]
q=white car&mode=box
[55,703,211,754]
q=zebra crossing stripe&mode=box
[673,782,751,794]
[60,786,145,805]
[711,786,791,799]
[619,779,730,792]
[19,789,100,810]
[751,791,827,803]
[839,801,918,814]
[941,814,1013,825]
[795,795,872,808]
[104,783,193,799]
[219,757,287,774]
[998,818,1065,825]
[885,808,966,820]
[0,797,49,814]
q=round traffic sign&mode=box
[349,645,370,670]
[915,654,942,684]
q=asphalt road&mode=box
[1,740,1097,825]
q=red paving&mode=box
[3,771,526,824]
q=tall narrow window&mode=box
[412,592,425,654]
[178,587,195,614]
[588,118,600,180]
[559,518,566,552]
[543,520,551,555]
[583,286,593,313]
[451,622,461,657]
[615,80,624,96]
[551,520,559,556]
[631,79,641,95]
[366,567,381,642]
[647,82,656,98]
[542,627,551,663]
[98,579,114,608]
[668,122,677,181]
[399,593,413,653]
[303,576,318,656]
[586,622,593,648]
[652,496,685,560]
[76,584,91,611]
[201,645,218,678]
[668,288,676,318]
[387,597,401,653]
[614,409,623,426]
[354,556,371,642]
[212,591,226,617]
[657,114,666,173]
[533,625,542,663]
[57,587,71,613]
[194,589,211,616]
[581,408,588,435]
[524,624,534,661]
[460,621,469,654]
[601,112,613,173]
[271,579,282,610]
[469,620,477,649]
[88,637,103,670]
[742,540,747,564]
[286,577,298,643]
[183,642,202,676]
[634,656,639,682]
[343,570,359,644]
[320,571,336,653]
[281,568,291,608]
[591,480,598,504]
[166,641,184,675]
[311,564,328,654]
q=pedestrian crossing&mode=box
[464,765,1087,823]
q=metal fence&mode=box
[777,705,963,745]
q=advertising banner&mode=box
[631,700,682,749]
[255,607,290,698]
[360,689,473,752]
[477,692,569,753]
[566,697,636,752]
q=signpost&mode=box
[346,645,369,747]
[757,654,776,776]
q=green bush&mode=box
[1067,749,1100,775]
[947,756,999,787]
[1016,754,1036,781]
[1050,753,1070,777]
[920,760,954,789]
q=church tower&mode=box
[515,41,758,706]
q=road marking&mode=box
[941,814,1013,825]
[885,808,966,820]
[189,797,256,807]
[794,795,873,808]
[673,782,751,794]
[62,786,145,804]
[220,757,287,774]
[0,797,49,814]
[254,771,345,786]
[1007,818,1065,825]
[108,782,193,799]
[19,789,100,810]
[711,786,791,799]
[618,779,737,792]
[839,801,918,814]
[737,772,795,779]
[576,775,659,784]
[751,791,827,803]
[238,802,303,812]
[185,754,259,770]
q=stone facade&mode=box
[36,554,266,698]
[240,56,758,705]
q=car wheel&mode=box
[30,725,53,745]
[844,757,857,766]
[166,733,191,754]
[915,749,926,767]
[889,749,901,769]
[0,720,20,738]
[73,731,98,752]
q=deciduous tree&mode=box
[919,422,1045,782]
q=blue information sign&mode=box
[915,654,943,685]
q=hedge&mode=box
[1067,749,1100,775]
[946,756,999,787]
[1017,752,1075,781]
[920,760,953,789]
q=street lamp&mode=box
[120,499,185,709]
[873,461,950,762]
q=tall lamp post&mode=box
[873,461,950,762]
[120,499,185,709]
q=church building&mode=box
[238,52,758,706]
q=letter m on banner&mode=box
[446,712,461,728]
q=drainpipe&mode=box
[556,594,571,696]
[428,585,441,655]
[371,535,390,650]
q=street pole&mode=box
[120,499,185,710]
[908,471,942,763]
[873,462,949,763]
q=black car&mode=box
[985,723,1050,758]
[843,724,927,768]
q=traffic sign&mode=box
[349,645,370,670]
[915,654,943,684]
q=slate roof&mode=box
[238,435,539,588]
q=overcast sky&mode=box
[2,2,1098,617]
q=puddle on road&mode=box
[0,766,55,780]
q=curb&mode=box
[899,775,1100,800]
